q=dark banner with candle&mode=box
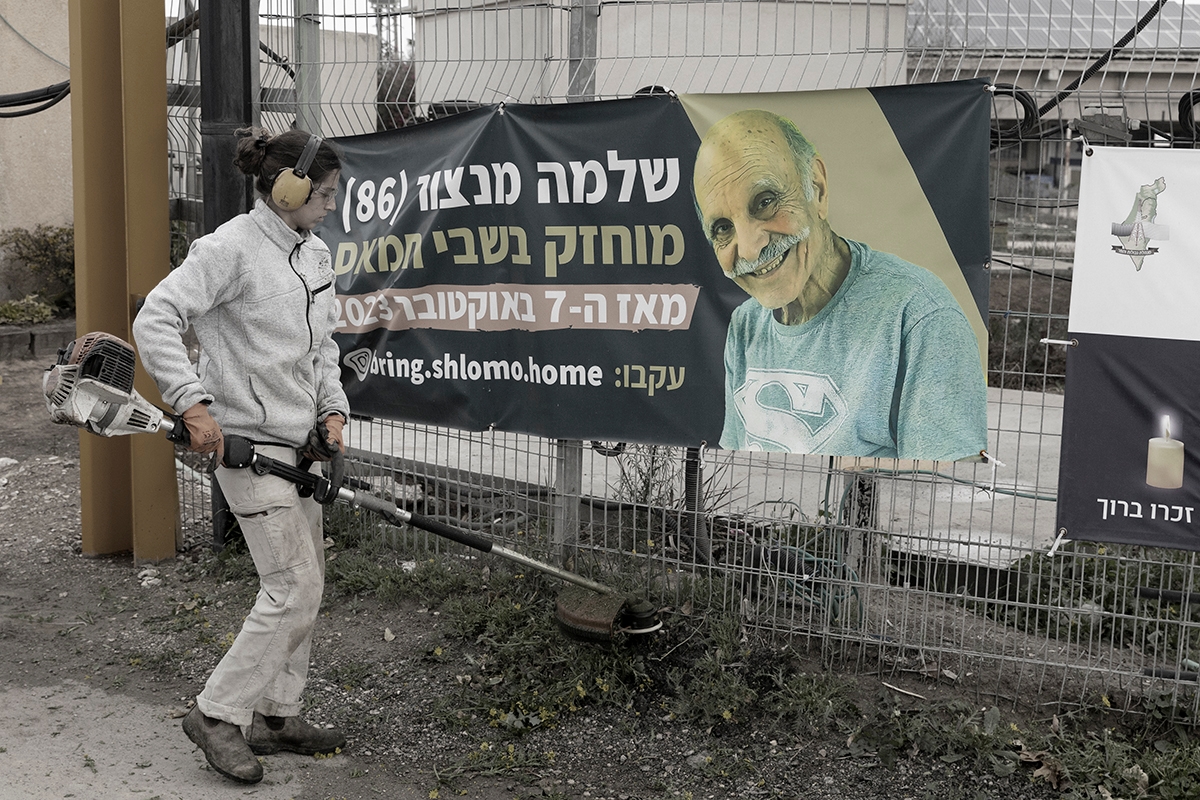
[1059,146,1200,550]
[319,81,991,456]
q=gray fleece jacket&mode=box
[133,200,348,447]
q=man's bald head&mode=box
[697,110,819,204]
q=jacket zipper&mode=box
[287,241,315,351]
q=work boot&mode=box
[246,712,347,756]
[181,706,263,784]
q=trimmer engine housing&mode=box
[42,332,171,437]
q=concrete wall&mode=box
[0,0,72,231]
[0,0,72,302]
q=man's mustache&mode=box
[727,229,809,279]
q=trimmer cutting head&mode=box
[555,586,662,642]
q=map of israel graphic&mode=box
[1110,176,1168,271]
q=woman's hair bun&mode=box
[232,126,276,177]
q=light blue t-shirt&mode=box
[720,239,987,460]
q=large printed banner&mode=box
[1059,147,1200,550]
[319,80,992,458]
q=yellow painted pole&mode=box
[69,0,178,559]
[70,0,133,556]
[121,0,178,561]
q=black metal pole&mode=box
[682,447,712,564]
[199,0,254,235]
[200,0,254,548]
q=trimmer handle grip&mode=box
[165,414,190,446]
[218,434,340,505]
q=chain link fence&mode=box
[164,0,1200,720]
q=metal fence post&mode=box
[567,0,598,103]
[294,0,323,134]
[551,0,596,567]
[552,439,583,565]
[683,447,712,564]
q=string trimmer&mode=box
[42,332,661,641]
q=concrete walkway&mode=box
[0,681,318,800]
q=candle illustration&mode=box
[1146,415,1185,489]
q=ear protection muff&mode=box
[271,134,323,211]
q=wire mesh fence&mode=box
[163,0,1200,720]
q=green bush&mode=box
[0,295,54,325]
[0,224,75,314]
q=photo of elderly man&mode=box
[692,109,987,460]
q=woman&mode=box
[133,126,349,784]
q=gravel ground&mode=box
[0,355,1060,800]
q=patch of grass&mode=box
[982,541,1200,693]
[431,567,657,731]
[662,613,757,727]
[847,695,1023,773]
[1014,709,1200,798]
[389,556,478,605]
[760,666,857,732]
[321,502,487,604]
[460,739,551,775]
[324,546,393,597]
